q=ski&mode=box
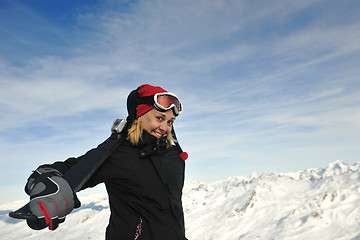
[9,119,128,220]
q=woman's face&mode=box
[140,108,176,139]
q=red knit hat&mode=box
[136,84,168,118]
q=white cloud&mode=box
[0,0,360,191]
[0,58,131,130]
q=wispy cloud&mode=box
[1,0,360,202]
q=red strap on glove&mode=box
[38,201,53,230]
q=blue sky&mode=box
[1,0,360,203]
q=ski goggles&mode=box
[138,92,183,116]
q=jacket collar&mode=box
[137,130,167,158]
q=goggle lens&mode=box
[157,95,179,108]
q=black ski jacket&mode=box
[46,131,187,240]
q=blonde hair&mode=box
[126,118,176,148]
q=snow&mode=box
[1,160,360,240]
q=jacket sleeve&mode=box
[37,139,111,188]
[39,156,82,175]
[37,148,106,191]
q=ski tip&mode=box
[9,203,37,220]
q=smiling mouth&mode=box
[153,131,165,138]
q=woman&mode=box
[24,84,188,240]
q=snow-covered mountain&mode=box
[1,160,360,240]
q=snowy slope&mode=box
[183,160,360,240]
[1,160,360,240]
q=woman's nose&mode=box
[159,121,170,132]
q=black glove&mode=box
[25,167,81,230]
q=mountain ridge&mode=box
[1,160,359,240]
